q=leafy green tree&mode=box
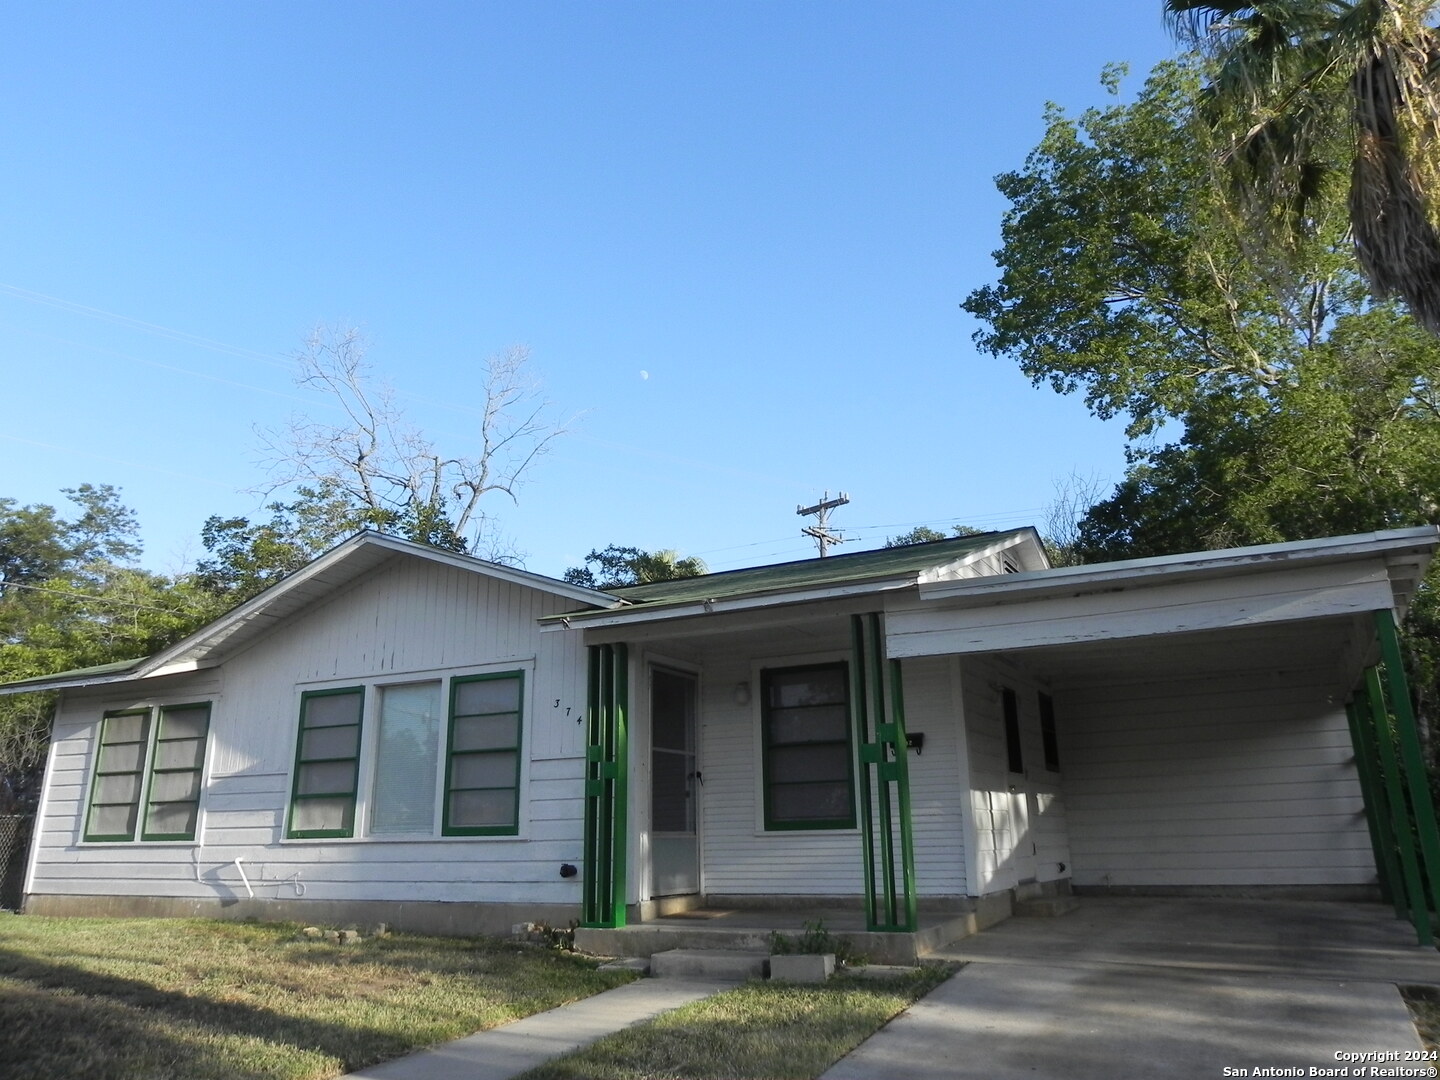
[968,54,1440,774]
[0,489,219,810]
[1166,1,1440,335]
[884,525,987,547]
[563,546,707,590]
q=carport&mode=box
[824,896,1440,1080]
[886,527,1440,945]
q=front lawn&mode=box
[0,912,635,1080]
[517,965,955,1080]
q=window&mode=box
[444,672,523,835]
[286,669,527,840]
[84,703,211,843]
[1039,692,1060,773]
[288,688,364,838]
[1002,687,1024,775]
[761,663,855,830]
[144,704,211,840]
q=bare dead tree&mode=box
[1043,470,1110,567]
[253,327,569,554]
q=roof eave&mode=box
[917,526,1440,605]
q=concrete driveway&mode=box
[823,898,1440,1080]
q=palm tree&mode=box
[1166,1,1440,332]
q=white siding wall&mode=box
[1062,669,1373,888]
[30,556,591,907]
[697,645,968,898]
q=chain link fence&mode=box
[1,814,34,911]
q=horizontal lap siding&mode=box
[899,657,966,896]
[699,642,862,896]
[30,558,590,907]
[697,647,967,898]
[1062,670,1372,888]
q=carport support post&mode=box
[1346,701,1401,912]
[1363,667,1431,945]
[1375,609,1440,929]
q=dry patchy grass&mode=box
[518,965,955,1080]
[0,912,635,1080]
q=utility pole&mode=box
[797,491,850,557]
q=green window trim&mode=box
[761,662,857,832]
[287,686,365,839]
[84,703,212,843]
[84,709,153,842]
[141,703,211,841]
[443,671,524,837]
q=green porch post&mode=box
[581,642,629,928]
[850,613,918,933]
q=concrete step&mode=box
[649,948,768,980]
[1014,896,1080,918]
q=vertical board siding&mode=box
[1062,668,1373,887]
[30,557,591,907]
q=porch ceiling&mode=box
[993,611,1370,695]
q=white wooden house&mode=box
[4,525,1436,954]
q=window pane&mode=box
[651,750,692,833]
[451,713,518,752]
[159,707,209,740]
[293,797,353,833]
[301,723,359,762]
[305,692,363,728]
[449,788,515,828]
[154,737,205,771]
[768,669,846,708]
[767,705,848,745]
[89,803,138,837]
[371,682,440,835]
[149,771,201,803]
[103,713,148,744]
[146,802,198,837]
[454,677,520,716]
[98,741,147,775]
[768,744,850,785]
[450,751,517,791]
[93,773,142,805]
[771,782,852,823]
[297,760,355,796]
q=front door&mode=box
[649,668,699,896]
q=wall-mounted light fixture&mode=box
[734,681,752,706]
[905,732,925,755]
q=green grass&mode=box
[517,965,955,1080]
[0,912,636,1080]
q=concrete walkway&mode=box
[343,976,734,1080]
[824,898,1440,1080]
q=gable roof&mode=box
[541,528,1047,629]
[0,531,614,696]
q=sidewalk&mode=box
[343,976,735,1080]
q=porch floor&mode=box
[574,903,995,966]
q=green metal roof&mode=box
[593,530,1022,611]
[0,657,146,693]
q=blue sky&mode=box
[2,3,1177,578]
